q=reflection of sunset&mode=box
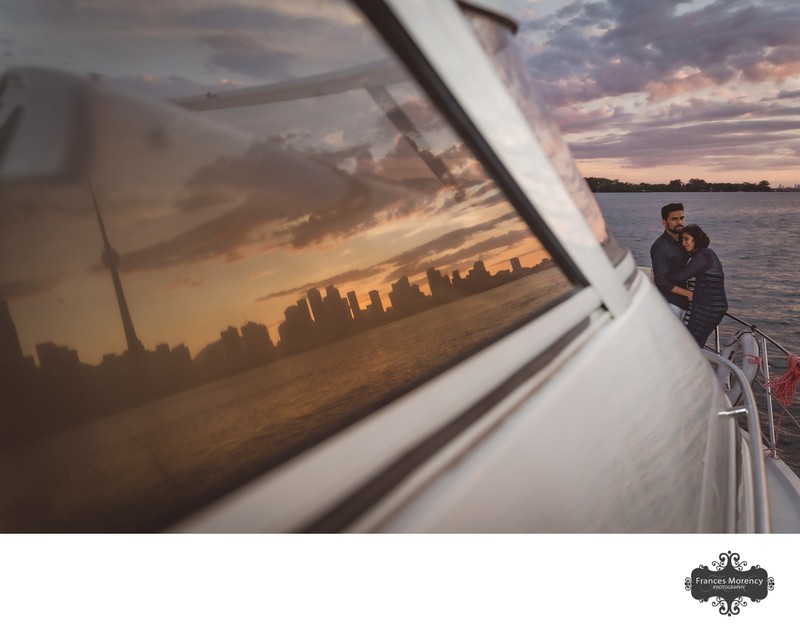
[3,85,545,364]
[0,0,583,533]
[1,22,568,367]
[4,168,550,364]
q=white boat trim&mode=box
[171,60,406,111]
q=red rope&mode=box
[766,353,800,408]
[743,354,762,366]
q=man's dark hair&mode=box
[681,224,710,250]
[661,202,684,220]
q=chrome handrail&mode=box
[703,349,771,533]
[712,312,798,458]
[759,334,777,451]
[724,312,792,356]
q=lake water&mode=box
[598,191,800,472]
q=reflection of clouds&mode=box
[0,184,93,221]
[255,208,530,303]
[377,134,446,182]
[167,277,205,291]
[470,185,509,210]
[47,124,490,278]
[0,276,62,300]
[282,178,384,248]
[93,207,261,272]
[199,32,295,80]
[372,94,448,138]
[0,1,381,87]
[384,229,532,284]
[109,138,409,271]
[256,266,382,301]
[106,130,492,272]
[382,213,519,269]
[176,139,344,216]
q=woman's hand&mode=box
[670,285,693,300]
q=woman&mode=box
[668,224,728,347]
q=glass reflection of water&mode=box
[1,268,569,532]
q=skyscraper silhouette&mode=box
[0,299,23,369]
[89,178,144,356]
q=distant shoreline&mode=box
[586,176,799,193]
[592,189,800,193]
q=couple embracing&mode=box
[650,202,728,348]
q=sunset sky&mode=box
[518,0,800,187]
[0,0,556,363]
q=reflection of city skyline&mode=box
[3,138,528,366]
[276,257,554,354]
[0,256,553,444]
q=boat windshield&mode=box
[464,8,628,265]
[0,0,579,531]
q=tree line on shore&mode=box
[586,177,779,193]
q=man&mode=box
[650,202,690,318]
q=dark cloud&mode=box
[256,266,384,302]
[107,129,493,274]
[570,95,799,143]
[384,229,533,284]
[171,6,295,31]
[104,138,409,272]
[524,0,800,106]
[0,183,93,222]
[198,33,295,80]
[257,209,525,303]
[519,0,800,175]
[659,99,800,125]
[571,118,800,167]
[553,104,632,134]
[93,207,266,273]
[381,212,519,270]
[0,276,61,300]
[167,277,205,291]
[182,6,384,81]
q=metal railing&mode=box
[708,312,800,460]
[702,349,771,533]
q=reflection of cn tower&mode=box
[89,178,145,355]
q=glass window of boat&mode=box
[0,0,577,531]
[464,8,628,265]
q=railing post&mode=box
[760,336,777,456]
